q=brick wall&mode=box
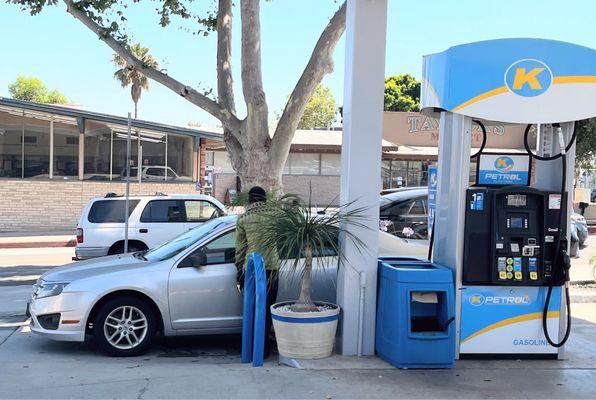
[213,173,340,206]
[0,179,197,232]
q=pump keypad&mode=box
[497,255,539,281]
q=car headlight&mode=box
[35,281,70,299]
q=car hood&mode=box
[42,253,152,283]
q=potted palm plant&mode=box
[257,196,368,359]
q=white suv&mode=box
[75,193,227,260]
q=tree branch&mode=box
[62,0,240,130]
[271,2,346,166]
[217,0,237,118]
[240,0,269,144]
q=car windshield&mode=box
[144,217,233,262]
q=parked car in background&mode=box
[119,166,191,182]
[380,187,429,241]
[75,193,226,260]
[29,215,427,356]
[570,211,588,257]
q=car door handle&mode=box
[139,229,148,233]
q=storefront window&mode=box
[53,120,79,179]
[140,132,166,181]
[381,160,391,189]
[167,133,194,181]
[84,121,112,180]
[390,160,407,188]
[0,110,23,178]
[321,153,340,176]
[23,113,50,179]
[113,130,139,180]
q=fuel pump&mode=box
[420,38,596,359]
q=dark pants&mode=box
[264,270,279,358]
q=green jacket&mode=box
[235,202,280,274]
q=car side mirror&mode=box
[180,251,207,268]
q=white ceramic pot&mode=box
[271,301,340,359]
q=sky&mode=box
[1,0,595,128]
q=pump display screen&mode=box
[510,217,524,229]
[507,194,527,207]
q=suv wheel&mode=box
[94,296,156,356]
[108,243,144,255]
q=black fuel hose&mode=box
[523,123,576,348]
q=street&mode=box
[0,245,595,398]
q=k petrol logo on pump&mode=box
[505,59,553,97]
[469,293,531,306]
[494,156,514,173]
[469,294,485,306]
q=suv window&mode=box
[140,200,184,223]
[186,230,236,266]
[88,200,140,223]
[184,200,221,222]
[146,168,165,177]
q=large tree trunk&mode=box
[61,0,346,195]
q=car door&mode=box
[136,199,187,248]
[183,199,223,231]
[168,229,242,331]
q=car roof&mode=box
[380,187,428,205]
[89,193,219,201]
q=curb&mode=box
[0,240,76,249]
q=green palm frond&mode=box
[254,193,370,310]
[112,43,158,111]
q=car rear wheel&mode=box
[94,296,156,356]
[108,243,145,255]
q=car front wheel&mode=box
[94,297,156,356]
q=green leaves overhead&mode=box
[9,0,219,45]
[384,74,421,112]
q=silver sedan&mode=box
[28,215,427,356]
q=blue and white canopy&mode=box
[421,38,596,123]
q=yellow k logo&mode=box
[512,67,545,90]
[496,159,508,168]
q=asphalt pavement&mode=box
[0,245,595,398]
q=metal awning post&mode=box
[124,112,131,254]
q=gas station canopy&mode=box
[421,38,596,124]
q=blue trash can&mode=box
[376,259,455,369]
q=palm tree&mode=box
[112,43,158,118]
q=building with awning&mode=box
[0,97,534,230]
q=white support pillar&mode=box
[432,112,472,358]
[337,0,388,356]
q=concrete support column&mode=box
[337,0,388,356]
[432,112,472,358]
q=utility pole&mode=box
[124,112,131,253]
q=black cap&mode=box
[248,186,266,203]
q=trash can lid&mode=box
[378,260,454,283]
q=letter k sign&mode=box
[512,67,545,90]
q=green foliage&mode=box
[254,193,369,310]
[9,1,218,44]
[113,43,159,112]
[8,76,68,104]
[576,118,596,169]
[298,84,337,130]
[384,74,420,112]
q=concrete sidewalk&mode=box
[0,231,75,249]
[0,303,595,399]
